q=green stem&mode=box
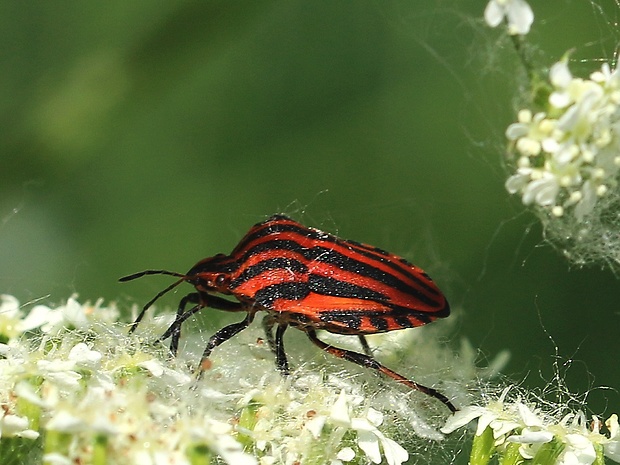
[43,430,72,459]
[499,441,523,465]
[530,439,564,465]
[93,434,108,465]
[470,426,495,465]
[187,444,212,465]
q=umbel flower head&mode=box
[505,59,620,221]
[503,58,620,268]
[0,294,497,465]
[442,386,620,465]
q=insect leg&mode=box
[261,314,277,353]
[262,314,290,376]
[358,335,373,357]
[261,315,291,375]
[306,329,457,413]
[274,324,290,375]
[157,295,245,351]
[197,312,256,377]
[169,293,200,356]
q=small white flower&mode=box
[45,410,85,434]
[442,387,520,442]
[558,433,597,465]
[0,410,39,439]
[42,453,72,465]
[484,0,534,35]
[68,343,102,369]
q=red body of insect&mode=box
[120,215,456,412]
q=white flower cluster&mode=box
[442,387,620,465]
[0,295,476,465]
[505,60,620,220]
[0,295,256,465]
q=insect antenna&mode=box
[119,269,186,282]
[119,270,187,333]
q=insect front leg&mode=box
[197,311,256,378]
[157,294,245,354]
[169,292,200,357]
[306,329,457,413]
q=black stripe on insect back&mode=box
[308,274,387,301]
[307,247,441,308]
[254,282,310,306]
[239,239,442,309]
[229,257,308,289]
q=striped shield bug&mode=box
[120,214,456,412]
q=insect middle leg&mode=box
[197,311,256,377]
[262,315,290,375]
[358,335,373,357]
[306,329,457,413]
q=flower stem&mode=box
[470,426,495,465]
[499,441,523,465]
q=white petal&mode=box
[550,60,573,88]
[505,172,530,194]
[559,434,597,465]
[574,181,597,220]
[68,343,102,368]
[484,1,505,27]
[16,429,39,439]
[357,430,382,464]
[42,453,72,465]
[517,403,544,427]
[505,0,534,35]
[604,415,620,461]
[1,414,30,435]
[304,415,326,439]
[330,390,351,426]
[366,408,384,427]
[138,359,165,377]
[19,305,51,332]
[46,410,85,433]
[0,295,20,318]
[14,381,48,407]
[380,436,409,465]
[440,406,486,434]
[508,429,554,443]
[337,447,356,461]
[506,122,529,140]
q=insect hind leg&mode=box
[306,329,457,413]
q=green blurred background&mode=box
[2,0,619,416]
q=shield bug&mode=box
[120,214,456,412]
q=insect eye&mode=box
[215,274,228,286]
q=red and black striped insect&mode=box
[120,214,456,412]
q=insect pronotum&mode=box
[120,214,456,412]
